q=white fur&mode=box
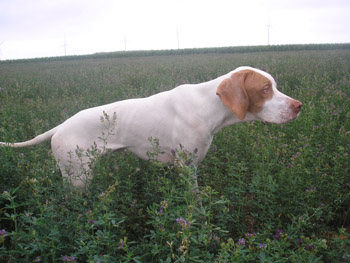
[0,66,301,188]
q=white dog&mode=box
[0,67,302,189]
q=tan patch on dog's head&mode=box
[216,69,273,120]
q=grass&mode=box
[0,47,350,262]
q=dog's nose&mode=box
[292,100,302,113]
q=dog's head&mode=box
[216,66,302,124]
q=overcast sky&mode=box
[0,0,349,60]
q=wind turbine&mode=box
[60,35,74,56]
[124,34,128,51]
[267,19,272,46]
[63,36,67,56]
[0,42,3,60]
[176,26,180,49]
[59,36,68,56]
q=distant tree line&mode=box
[2,43,350,64]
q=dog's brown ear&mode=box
[216,73,249,120]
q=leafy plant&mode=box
[1,46,350,262]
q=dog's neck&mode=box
[187,77,258,135]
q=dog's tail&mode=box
[0,126,60,148]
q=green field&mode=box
[1,46,350,262]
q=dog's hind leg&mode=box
[53,150,94,191]
[51,135,97,191]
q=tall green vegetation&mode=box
[0,46,349,262]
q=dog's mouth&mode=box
[263,115,298,124]
[262,108,301,124]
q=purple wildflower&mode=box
[67,168,74,176]
[159,200,168,215]
[171,149,176,156]
[259,243,267,249]
[238,238,246,246]
[185,160,192,166]
[161,200,168,208]
[274,229,283,241]
[293,152,301,159]
[34,256,42,262]
[0,229,8,237]
[130,199,137,208]
[176,217,191,230]
[62,256,76,262]
[246,232,256,238]
[88,219,94,225]
[117,239,125,250]
[305,244,315,251]
[159,224,165,232]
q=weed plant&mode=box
[0,48,350,262]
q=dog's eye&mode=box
[263,87,270,93]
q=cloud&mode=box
[0,0,349,59]
[0,0,109,39]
